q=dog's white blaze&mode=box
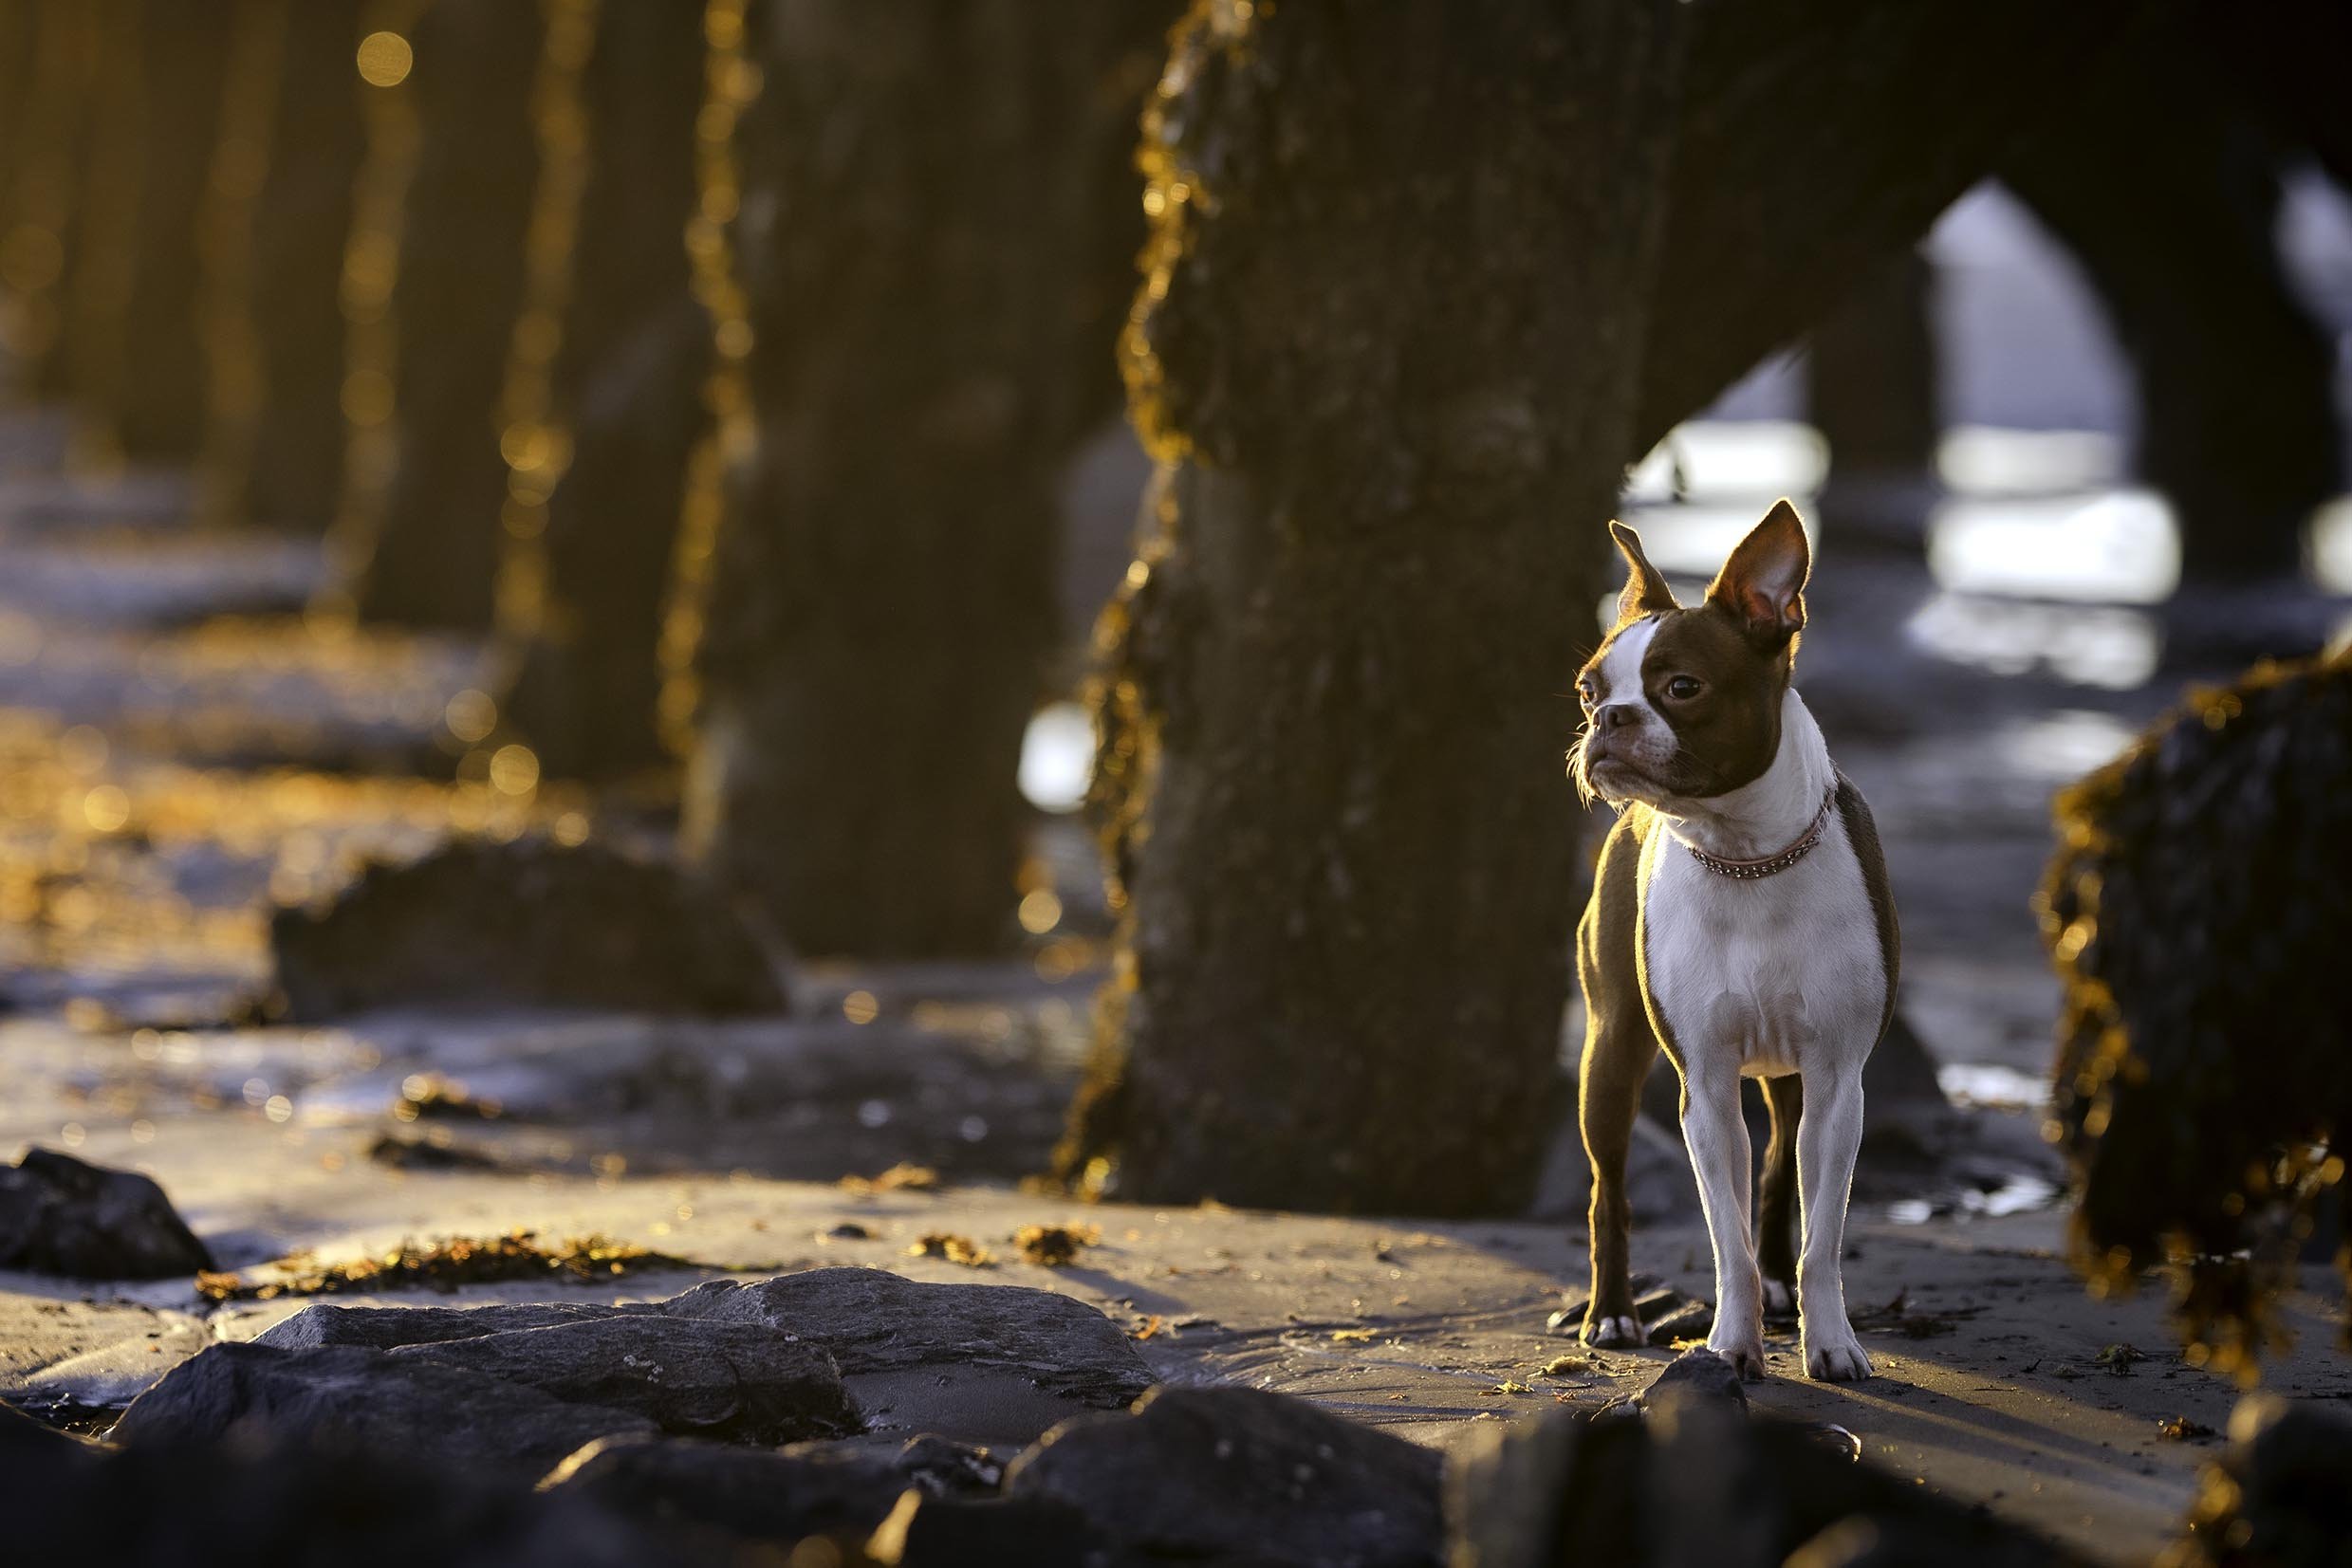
[1636,689,1882,1379]
[1595,614,1659,712]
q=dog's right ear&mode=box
[1609,520,1678,623]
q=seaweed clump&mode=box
[1014,1223,1102,1268]
[195,1229,696,1303]
[2040,647,2352,1376]
[905,1233,995,1269]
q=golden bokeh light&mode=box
[81,785,131,834]
[356,30,415,88]
[1017,888,1064,935]
[442,688,498,744]
[488,743,542,796]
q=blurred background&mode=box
[0,0,2345,1208]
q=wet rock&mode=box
[137,1305,859,1464]
[111,1342,657,1480]
[252,1298,647,1351]
[541,1430,997,1545]
[2165,1394,2352,1568]
[269,837,787,1020]
[1005,1385,1444,1568]
[0,1148,214,1279]
[668,1267,1155,1448]
[1449,1403,2084,1568]
[392,1316,857,1444]
[0,1423,726,1568]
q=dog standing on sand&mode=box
[1569,501,1896,1382]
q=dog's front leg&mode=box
[1680,1067,1765,1379]
[1796,1069,1872,1381]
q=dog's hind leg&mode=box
[1757,1074,1802,1319]
[1578,947,1658,1349]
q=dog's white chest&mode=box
[1638,817,1886,1078]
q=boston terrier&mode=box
[1569,500,1897,1382]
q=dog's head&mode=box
[1571,500,1811,808]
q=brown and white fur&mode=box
[1570,501,1897,1382]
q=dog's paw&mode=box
[1762,1279,1795,1318]
[1583,1312,1644,1348]
[1804,1331,1874,1383]
[1707,1331,1768,1381]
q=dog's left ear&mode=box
[1706,499,1810,649]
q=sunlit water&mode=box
[1018,701,1092,815]
[1886,1172,2061,1227]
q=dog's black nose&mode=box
[1601,703,1640,731]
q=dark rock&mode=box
[540,1431,906,1544]
[2164,1394,2352,1568]
[111,1342,656,1481]
[867,1490,1130,1568]
[393,1316,856,1444]
[0,1397,89,1462]
[0,1148,214,1279]
[0,1423,726,1568]
[366,1131,512,1171]
[669,1267,1155,1447]
[1448,1404,2085,1568]
[252,1299,647,1351]
[893,1431,1006,1496]
[270,837,787,1020]
[1005,1385,1443,1568]
[1631,1350,1749,1422]
[541,1430,998,1546]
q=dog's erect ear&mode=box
[1706,499,1810,648]
[1609,520,1678,623]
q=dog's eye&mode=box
[1576,679,1597,707]
[1665,675,1703,701]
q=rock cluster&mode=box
[15,1286,2351,1565]
[62,1267,1445,1565]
